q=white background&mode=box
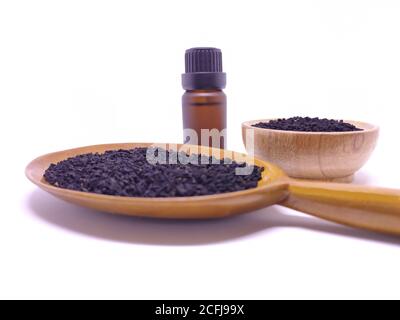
[1,0,400,300]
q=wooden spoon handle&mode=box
[281,180,400,235]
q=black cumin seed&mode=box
[43,148,264,198]
[252,117,363,132]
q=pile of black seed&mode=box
[44,148,264,198]
[252,117,363,132]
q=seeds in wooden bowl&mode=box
[252,117,363,132]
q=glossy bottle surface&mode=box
[182,90,227,149]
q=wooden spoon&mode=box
[26,143,400,235]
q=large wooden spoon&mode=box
[26,143,400,235]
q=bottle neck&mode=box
[182,72,226,91]
[186,89,223,93]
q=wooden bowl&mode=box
[242,119,379,182]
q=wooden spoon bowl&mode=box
[26,143,400,235]
[242,119,379,182]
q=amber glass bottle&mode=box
[182,48,227,149]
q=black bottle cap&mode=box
[182,47,226,90]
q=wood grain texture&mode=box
[242,119,379,182]
[26,143,400,235]
[25,143,289,219]
[282,180,400,235]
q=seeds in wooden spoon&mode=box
[44,148,264,197]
